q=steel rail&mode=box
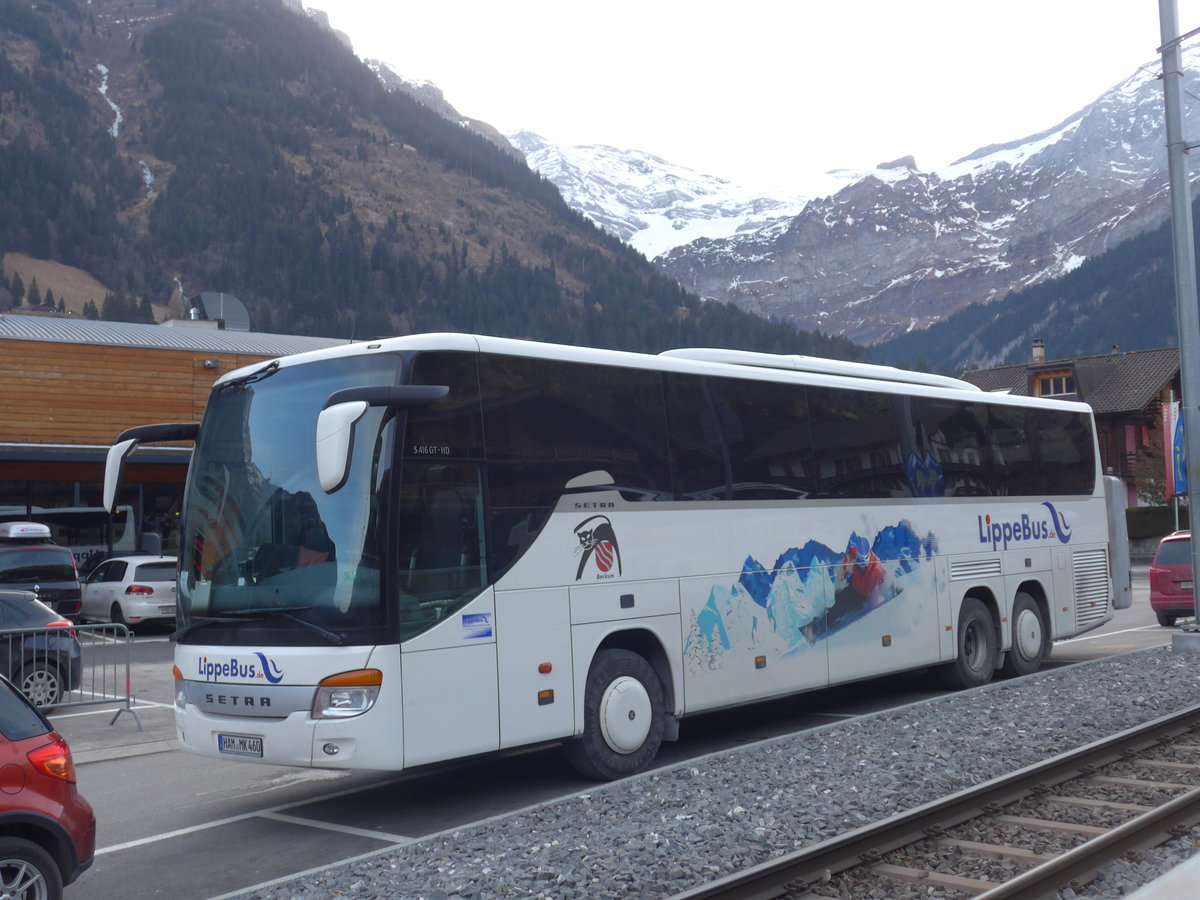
[973,782,1200,899]
[664,702,1200,900]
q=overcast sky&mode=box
[315,0,1200,194]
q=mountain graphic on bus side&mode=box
[687,521,937,663]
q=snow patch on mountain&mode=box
[507,131,861,260]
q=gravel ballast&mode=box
[230,647,1200,900]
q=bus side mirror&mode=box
[316,401,369,494]
[103,439,139,514]
[103,422,200,513]
[317,385,450,494]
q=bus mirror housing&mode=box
[103,439,139,514]
[103,422,200,514]
[317,401,370,493]
[317,385,449,494]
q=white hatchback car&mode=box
[80,556,177,628]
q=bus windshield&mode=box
[177,354,402,646]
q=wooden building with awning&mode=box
[0,312,345,556]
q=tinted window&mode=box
[988,405,1094,495]
[479,355,670,574]
[1033,409,1096,494]
[1157,538,1192,566]
[404,352,485,460]
[809,387,910,499]
[104,561,128,582]
[913,398,991,497]
[134,563,176,580]
[666,374,813,500]
[0,678,51,742]
[0,548,76,583]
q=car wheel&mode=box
[938,597,998,689]
[17,662,63,712]
[0,835,64,900]
[563,649,666,781]
[110,601,127,627]
[1157,612,1178,627]
[1000,592,1047,678]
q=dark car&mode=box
[0,672,95,898]
[0,523,82,620]
[1149,530,1196,627]
[0,591,82,710]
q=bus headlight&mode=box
[312,669,382,719]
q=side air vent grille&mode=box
[950,558,1003,581]
[1073,548,1110,629]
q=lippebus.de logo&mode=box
[977,502,1073,551]
[197,652,284,684]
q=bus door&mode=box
[825,542,945,683]
[396,463,499,768]
[679,568,831,713]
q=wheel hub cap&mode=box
[599,676,651,754]
[1014,607,1043,659]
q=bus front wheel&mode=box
[564,649,665,781]
[938,598,997,690]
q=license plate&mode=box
[218,733,263,757]
[158,605,175,615]
[1183,581,1194,590]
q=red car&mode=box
[1150,530,1197,627]
[0,673,94,898]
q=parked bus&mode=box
[0,506,136,570]
[104,334,1130,779]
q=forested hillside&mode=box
[0,0,866,360]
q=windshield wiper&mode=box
[217,360,279,392]
[171,614,248,642]
[219,606,349,645]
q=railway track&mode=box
[666,702,1200,900]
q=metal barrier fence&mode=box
[0,623,143,729]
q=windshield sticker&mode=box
[978,502,1072,551]
[574,515,622,581]
[462,613,493,639]
[685,521,937,671]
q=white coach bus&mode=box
[104,334,1130,780]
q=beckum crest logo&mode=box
[574,515,622,580]
[977,502,1072,551]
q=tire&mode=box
[563,649,666,781]
[938,597,998,690]
[1000,592,1047,678]
[1157,612,1179,627]
[110,602,126,627]
[17,661,63,711]
[0,835,63,900]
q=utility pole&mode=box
[1159,0,1200,627]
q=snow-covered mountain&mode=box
[506,131,859,260]
[652,55,1194,344]
[359,30,1194,348]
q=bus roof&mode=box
[657,348,981,392]
[216,333,1094,412]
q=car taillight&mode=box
[126,584,154,595]
[46,620,76,638]
[27,735,76,783]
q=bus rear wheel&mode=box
[1000,592,1047,678]
[938,598,997,690]
[564,649,665,781]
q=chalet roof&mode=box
[962,347,1180,415]
[0,313,348,356]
